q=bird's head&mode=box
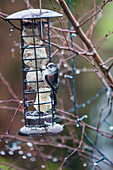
[46,63,58,73]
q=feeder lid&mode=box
[6,9,62,20]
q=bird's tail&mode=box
[53,91,57,107]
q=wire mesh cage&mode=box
[6,9,63,136]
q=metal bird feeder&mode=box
[6,9,63,136]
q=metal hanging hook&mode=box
[39,0,43,39]
[27,0,30,9]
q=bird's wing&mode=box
[45,72,58,93]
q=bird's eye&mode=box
[49,66,52,69]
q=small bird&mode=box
[42,63,59,107]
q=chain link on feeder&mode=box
[6,8,63,136]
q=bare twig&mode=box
[0,73,19,101]
[79,0,111,27]
[0,15,21,31]
[0,103,23,141]
[58,0,113,89]
[59,125,85,169]
[0,162,26,170]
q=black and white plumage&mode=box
[42,63,59,106]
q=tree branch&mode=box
[58,0,113,89]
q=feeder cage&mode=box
[6,9,63,136]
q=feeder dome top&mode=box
[6,9,62,20]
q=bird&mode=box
[42,63,59,107]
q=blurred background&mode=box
[0,0,113,169]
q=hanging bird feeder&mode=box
[6,9,63,136]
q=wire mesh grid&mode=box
[19,19,57,135]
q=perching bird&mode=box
[42,63,59,106]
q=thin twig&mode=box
[0,73,19,101]
[0,103,23,141]
[59,125,85,169]
[0,162,26,170]
[58,0,113,89]
[79,0,110,28]
[0,15,21,31]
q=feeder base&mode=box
[18,123,63,136]
[26,114,52,126]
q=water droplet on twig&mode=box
[109,126,113,131]
[18,150,24,155]
[10,28,14,32]
[57,143,62,147]
[64,64,67,68]
[47,155,52,159]
[5,140,9,144]
[0,151,5,155]
[22,155,27,159]
[26,142,33,147]
[94,162,97,166]
[52,157,58,162]
[83,163,87,167]
[59,72,63,76]
[8,151,14,155]
[21,119,25,123]
[27,153,32,157]
[76,69,80,74]
[41,165,45,168]
[30,157,36,162]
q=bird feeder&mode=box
[6,9,63,136]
